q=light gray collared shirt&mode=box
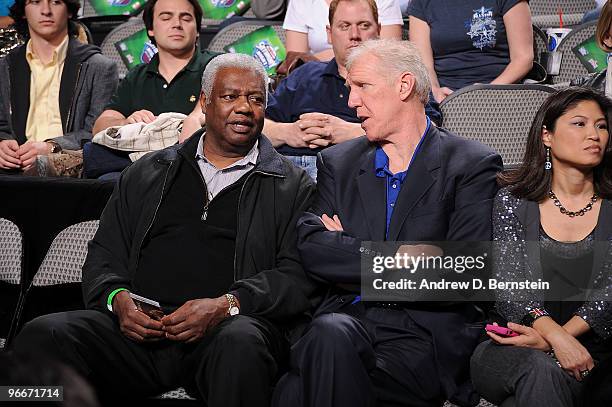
[195,134,259,201]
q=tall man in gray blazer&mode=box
[0,0,117,172]
[274,39,503,407]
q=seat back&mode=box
[530,0,595,27]
[100,17,147,78]
[0,218,22,286]
[82,0,145,18]
[32,220,99,286]
[202,5,256,27]
[206,20,284,53]
[440,84,556,168]
[0,218,23,348]
[552,20,598,84]
[530,0,595,15]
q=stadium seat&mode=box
[202,6,256,27]
[81,0,145,18]
[440,84,556,169]
[0,218,23,349]
[21,219,197,403]
[12,220,100,342]
[29,220,99,287]
[551,20,598,85]
[206,19,284,53]
[530,0,595,28]
[100,16,147,78]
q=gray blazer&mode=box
[0,37,118,150]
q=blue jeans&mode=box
[285,155,317,182]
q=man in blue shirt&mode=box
[264,0,441,180]
[272,38,501,407]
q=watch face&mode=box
[229,306,240,316]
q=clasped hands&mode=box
[113,291,231,344]
[487,321,595,381]
[0,139,54,170]
[287,113,363,149]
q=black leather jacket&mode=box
[82,129,317,333]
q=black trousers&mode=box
[272,306,443,407]
[12,310,287,407]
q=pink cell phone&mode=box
[485,324,519,337]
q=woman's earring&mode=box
[545,147,552,170]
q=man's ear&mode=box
[398,72,416,101]
[199,91,207,114]
[326,24,332,45]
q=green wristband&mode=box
[107,288,128,312]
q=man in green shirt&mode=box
[92,0,218,136]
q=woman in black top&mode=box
[470,87,612,407]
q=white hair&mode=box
[346,39,431,105]
[200,53,268,106]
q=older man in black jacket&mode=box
[13,53,316,407]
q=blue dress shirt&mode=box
[375,117,431,238]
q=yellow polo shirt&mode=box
[25,35,69,142]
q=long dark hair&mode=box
[9,0,81,39]
[498,87,612,201]
[142,0,203,46]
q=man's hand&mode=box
[263,119,328,149]
[161,296,229,343]
[126,110,156,124]
[321,214,344,231]
[432,87,453,103]
[17,141,52,168]
[487,322,551,352]
[180,106,206,143]
[298,113,363,145]
[276,51,319,76]
[0,139,21,169]
[283,121,327,148]
[113,291,165,343]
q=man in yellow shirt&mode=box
[0,0,117,173]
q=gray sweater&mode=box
[0,37,118,150]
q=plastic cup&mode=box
[546,28,572,51]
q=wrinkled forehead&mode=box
[347,53,382,79]
[213,66,266,92]
[331,0,377,25]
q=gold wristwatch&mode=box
[225,293,240,316]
